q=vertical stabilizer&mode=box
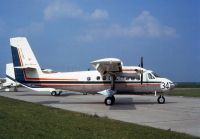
[6,63,15,80]
[10,37,41,69]
[10,37,42,82]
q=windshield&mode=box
[152,72,160,78]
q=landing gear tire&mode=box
[111,95,115,103]
[58,91,62,96]
[104,96,115,106]
[14,87,18,92]
[157,95,165,104]
[51,91,57,96]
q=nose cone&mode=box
[170,82,175,90]
[160,78,175,92]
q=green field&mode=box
[0,96,199,139]
[167,88,200,97]
[175,82,200,88]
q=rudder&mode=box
[10,37,42,83]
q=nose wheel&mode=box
[157,95,165,104]
[104,96,115,105]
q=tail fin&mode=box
[10,37,42,82]
[0,63,17,89]
[10,37,41,69]
[6,63,15,81]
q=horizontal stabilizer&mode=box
[14,66,37,69]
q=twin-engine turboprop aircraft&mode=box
[9,37,175,105]
[0,63,20,91]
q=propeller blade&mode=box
[141,71,143,84]
[140,56,143,84]
[141,56,143,68]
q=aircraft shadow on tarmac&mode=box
[17,94,51,96]
[109,97,157,110]
[36,97,176,110]
[17,93,80,97]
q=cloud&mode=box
[44,1,83,20]
[90,9,109,20]
[130,11,176,37]
[14,22,44,36]
[79,11,177,42]
[44,1,109,21]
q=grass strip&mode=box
[0,96,199,139]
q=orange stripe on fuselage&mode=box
[38,84,111,87]
[36,83,160,87]
[127,83,160,86]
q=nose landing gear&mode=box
[104,95,115,105]
[157,95,165,104]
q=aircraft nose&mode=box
[170,82,175,90]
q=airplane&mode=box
[0,78,6,84]
[9,37,175,105]
[0,63,20,91]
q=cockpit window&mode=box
[152,72,160,77]
[148,73,155,79]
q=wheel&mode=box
[104,97,112,105]
[14,87,18,92]
[104,96,115,106]
[111,96,115,103]
[157,95,165,104]
[51,91,57,96]
[58,91,62,96]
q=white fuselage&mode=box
[23,66,174,94]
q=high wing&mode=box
[91,58,123,75]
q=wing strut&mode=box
[111,75,116,90]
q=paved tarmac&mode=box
[0,88,200,137]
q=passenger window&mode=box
[87,77,91,81]
[96,76,100,80]
[136,75,140,80]
[102,76,106,80]
[131,77,135,80]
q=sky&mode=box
[0,0,199,82]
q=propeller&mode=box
[140,56,143,84]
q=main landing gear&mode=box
[157,95,165,104]
[51,91,62,96]
[104,75,116,106]
[104,95,115,105]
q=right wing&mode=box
[91,58,123,75]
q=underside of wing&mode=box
[91,58,123,75]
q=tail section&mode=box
[5,63,16,82]
[10,37,42,83]
[0,63,17,89]
[10,37,40,69]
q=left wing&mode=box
[91,58,123,75]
